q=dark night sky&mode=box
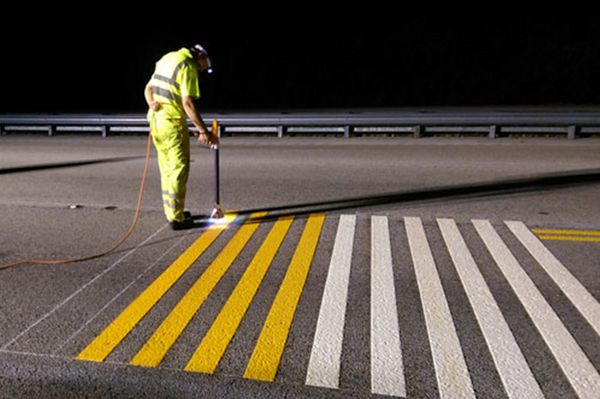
[2,11,600,113]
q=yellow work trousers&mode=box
[150,116,190,223]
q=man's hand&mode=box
[196,128,219,146]
[197,130,210,145]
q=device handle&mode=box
[210,119,220,149]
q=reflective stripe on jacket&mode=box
[148,48,200,120]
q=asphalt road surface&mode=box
[1,135,599,398]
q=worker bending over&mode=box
[144,44,217,230]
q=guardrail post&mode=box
[413,125,422,138]
[488,125,497,139]
[0,125,4,135]
[567,125,576,140]
[48,125,54,137]
[277,125,284,138]
[101,125,108,137]
[344,125,350,138]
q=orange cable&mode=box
[0,132,154,271]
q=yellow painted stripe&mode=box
[537,235,600,242]
[243,214,325,382]
[532,228,600,236]
[77,222,227,362]
[130,212,266,367]
[185,217,294,374]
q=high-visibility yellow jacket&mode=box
[148,48,201,120]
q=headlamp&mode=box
[193,44,213,74]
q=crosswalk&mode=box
[65,214,600,397]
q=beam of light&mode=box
[208,213,237,229]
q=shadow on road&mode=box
[232,168,600,223]
[107,167,600,255]
[0,156,147,175]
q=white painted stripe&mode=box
[506,220,600,336]
[306,215,356,389]
[438,219,543,399]
[370,216,406,397]
[474,219,600,399]
[404,217,475,399]
[0,348,67,360]
[1,223,168,350]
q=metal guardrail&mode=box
[1,109,600,139]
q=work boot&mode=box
[169,213,194,231]
[169,219,195,231]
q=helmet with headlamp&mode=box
[191,44,213,74]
